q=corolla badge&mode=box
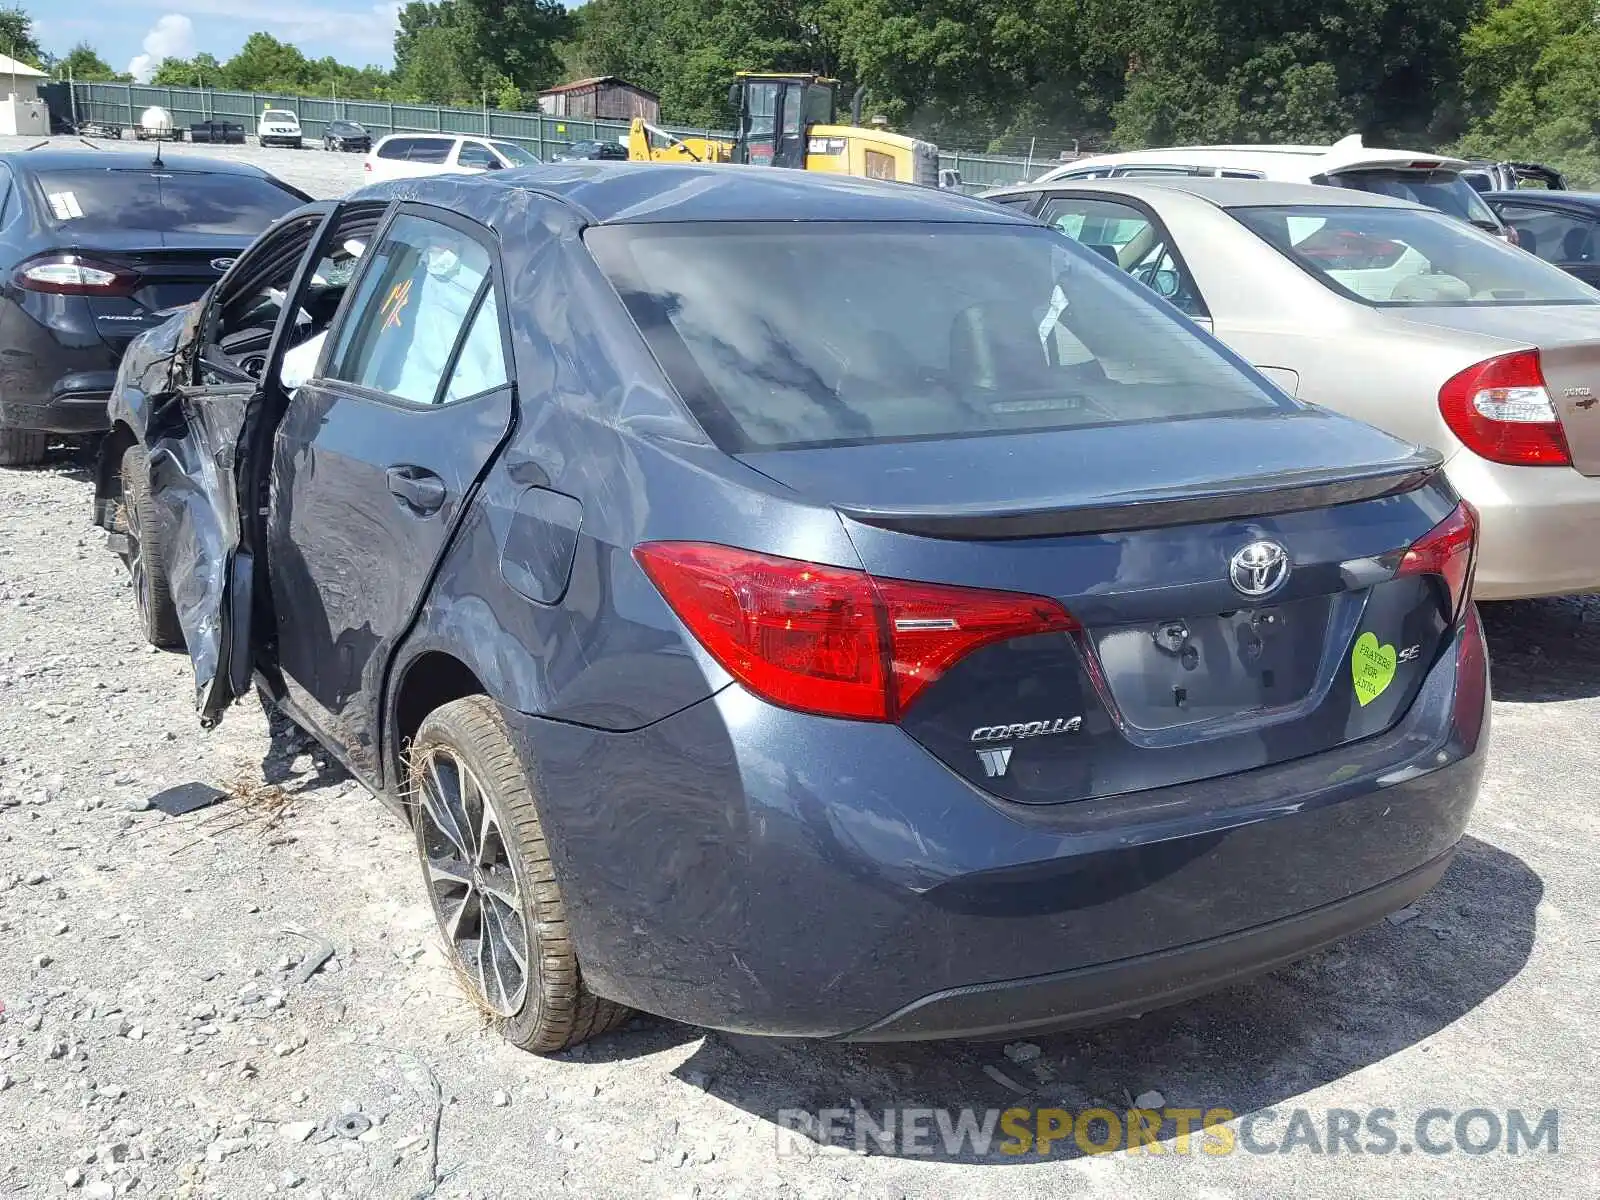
[970,716,1082,779]
[1229,540,1291,598]
[210,257,236,272]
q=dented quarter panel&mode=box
[385,186,860,778]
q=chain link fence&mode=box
[66,82,1044,190]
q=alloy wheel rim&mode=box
[121,487,149,629]
[415,748,530,1016]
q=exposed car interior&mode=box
[202,206,388,385]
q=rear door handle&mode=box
[386,466,447,515]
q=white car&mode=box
[362,133,541,183]
[257,109,303,149]
[1034,135,1511,239]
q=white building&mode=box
[0,54,50,136]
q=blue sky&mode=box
[21,1,408,77]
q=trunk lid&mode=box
[737,406,1439,533]
[1393,304,1600,476]
[71,236,244,352]
[740,411,1457,804]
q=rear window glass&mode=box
[587,221,1285,452]
[33,170,302,235]
[1324,168,1502,232]
[1232,205,1600,306]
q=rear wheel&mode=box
[408,696,631,1053]
[0,429,48,466]
[118,442,184,649]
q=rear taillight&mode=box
[13,254,136,296]
[633,542,1079,721]
[1438,349,1571,466]
[1396,501,1478,620]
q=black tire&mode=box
[0,428,48,466]
[118,442,184,649]
[408,695,631,1053]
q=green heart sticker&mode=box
[1351,632,1397,707]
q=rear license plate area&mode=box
[1090,597,1329,730]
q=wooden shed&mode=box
[537,77,660,124]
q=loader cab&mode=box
[730,73,836,170]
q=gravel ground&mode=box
[1,136,1598,1199]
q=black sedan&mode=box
[323,120,372,154]
[97,165,1487,1053]
[1486,189,1600,287]
[0,148,309,466]
[553,138,628,161]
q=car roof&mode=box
[0,148,277,178]
[987,176,1428,212]
[1483,189,1600,210]
[1036,139,1468,183]
[454,162,1034,225]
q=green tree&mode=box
[219,32,314,92]
[58,42,128,82]
[396,25,471,103]
[456,0,569,92]
[149,52,221,88]
[394,0,567,103]
[1454,0,1600,185]
[0,4,42,68]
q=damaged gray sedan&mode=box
[90,165,1487,1053]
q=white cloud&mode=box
[124,1,404,64]
[127,14,197,83]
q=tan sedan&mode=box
[987,178,1600,600]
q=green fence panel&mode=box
[66,82,1051,183]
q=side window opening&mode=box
[457,141,498,170]
[1039,196,1209,319]
[201,216,326,382]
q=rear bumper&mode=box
[847,848,1453,1040]
[0,372,116,434]
[504,612,1489,1039]
[1445,453,1600,599]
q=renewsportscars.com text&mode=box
[775,1106,1559,1159]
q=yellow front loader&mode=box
[628,72,939,186]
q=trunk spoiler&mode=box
[836,455,1442,540]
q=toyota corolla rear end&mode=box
[525,216,1489,1040]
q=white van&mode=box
[363,133,541,182]
[1034,135,1511,239]
[257,109,303,149]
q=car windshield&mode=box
[1232,204,1600,307]
[33,169,303,235]
[587,221,1286,452]
[1324,168,1501,233]
[263,110,296,122]
[490,141,537,165]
